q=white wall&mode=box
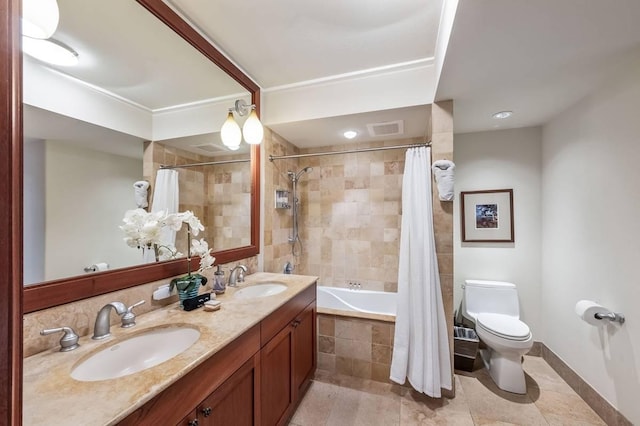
[23,139,45,284]
[541,62,640,424]
[44,141,143,281]
[453,127,542,335]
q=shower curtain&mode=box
[390,147,452,398]
[144,169,179,263]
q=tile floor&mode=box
[290,356,607,425]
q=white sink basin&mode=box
[71,325,200,382]
[233,283,287,299]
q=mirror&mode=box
[23,0,261,313]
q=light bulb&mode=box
[220,110,242,149]
[22,0,59,39]
[242,108,263,145]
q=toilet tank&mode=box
[462,280,520,321]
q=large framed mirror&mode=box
[22,0,261,313]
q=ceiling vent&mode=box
[366,120,404,137]
[191,143,226,153]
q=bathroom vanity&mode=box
[23,273,317,425]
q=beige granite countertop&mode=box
[23,272,317,426]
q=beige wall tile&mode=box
[317,353,336,373]
[318,315,335,336]
[372,344,392,364]
[352,360,372,380]
[335,319,372,342]
[372,322,392,346]
[336,356,353,376]
[318,336,335,354]
[371,362,392,383]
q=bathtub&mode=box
[316,286,397,319]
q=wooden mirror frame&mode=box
[19,0,262,314]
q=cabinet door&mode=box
[198,357,257,426]
[261,323,294,426]
[293,302,316,398]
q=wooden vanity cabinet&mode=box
[120,325,260,426]
[260,284,317,426]
[178,355,258,426]
[119,282,316,426]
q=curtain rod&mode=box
[160,158,250,169]
[268,142,431,161]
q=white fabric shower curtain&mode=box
[390,147,452,397]
[144,169,179,263]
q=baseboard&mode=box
[538,343,632,426]
[527,341,544,357]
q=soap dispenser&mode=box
[212,265,226,294]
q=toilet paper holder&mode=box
[594,311,625,324]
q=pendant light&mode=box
[220,109,242,150]
[242,105,264,145]
[22,0,60,39]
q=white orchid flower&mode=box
[178,211,205,236]
[121,209,213,273]
[162,213,184,232]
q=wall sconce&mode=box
[220,99,264,150]
[22,0,60,39]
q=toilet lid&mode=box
[476,313,531,341]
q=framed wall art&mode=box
[460,189,514,242]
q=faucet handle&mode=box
[40,326,80,352]
[121,300,145,328]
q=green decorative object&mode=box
[171,274,207,308]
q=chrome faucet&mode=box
[228,265,248,287]
[40,326,80,352]
[92,302,127,340]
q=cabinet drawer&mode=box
[260,282,316,347]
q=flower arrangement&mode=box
[120,209,216,298]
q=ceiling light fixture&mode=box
[343,130,357,139]
[22,36,79,66]
[22,0,60,39]
[492,110,513,119]
[220,99,264,149]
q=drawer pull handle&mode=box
[201,407,212,417]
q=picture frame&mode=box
[460,189,514,242]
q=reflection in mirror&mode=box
[22,0,258,291]
[149,139,251,253]
[23,106,145,284]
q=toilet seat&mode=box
[476,313,531,341]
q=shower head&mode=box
[292,167,313,182]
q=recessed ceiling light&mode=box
[492,111,513,119]
[343,130,357,139]
[23,36,78,66]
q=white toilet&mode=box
[461,279,533,394]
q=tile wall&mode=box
[261,128,300,274]
[143,141,252,252]
[317,313,395,383]
[294,138,422,291]
[431,101,455,396]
